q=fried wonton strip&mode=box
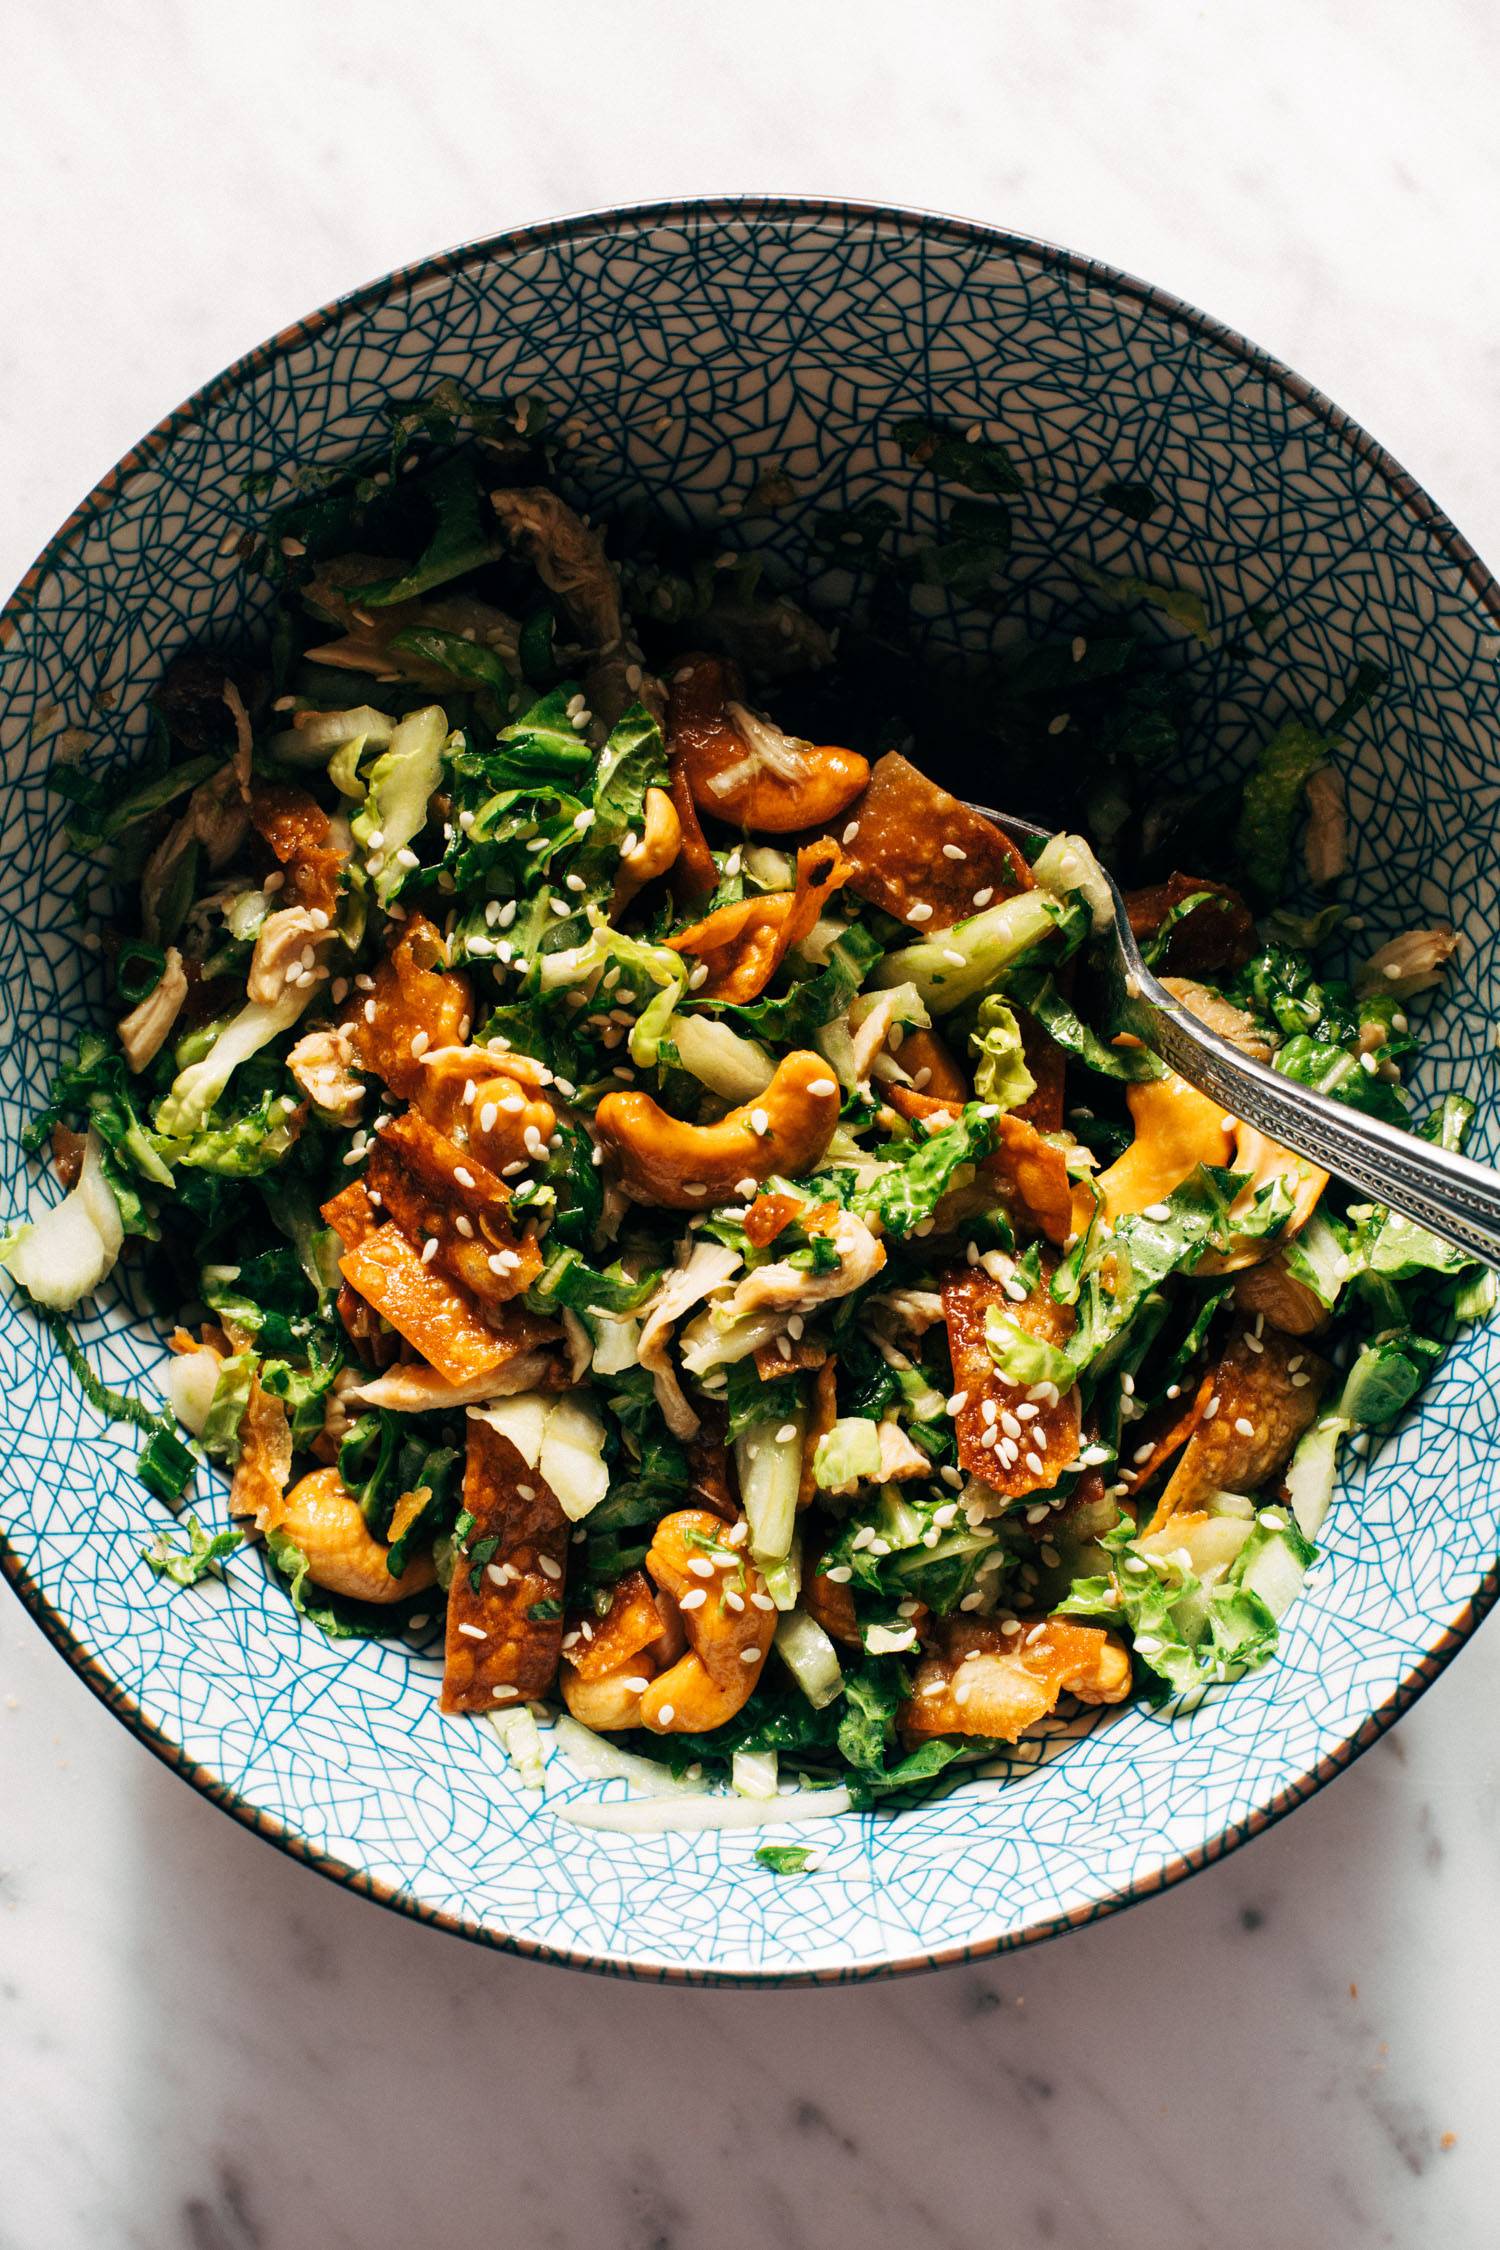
[321,1179,378,1248]
[249,780,344,916]
[900,1616,1130,1744]
[884,1084,1073,1245]
[742,1189,806,1249]
[441,1418,568,1711]
[228,1371,293,1525]
[1118,1365,1215,1495]
[1147,1322,1330,1531]
[339,1226,518,1386]
[341,915,474,1099]
[1231,1252,1331,1336]
[1124,873,1254,976]
[367,1110,542,1306]
[804,1554,862,1648]
[665,838,851,1003]
[342,1352,563,1414]
[562,1568,663,1683]
[796,1356,840,1513]
[1012,1004,1067,1133]
[844,751,1033,930]
[685,1399,738,1524]
[1087,1071,1236,1228]
[754,1336,829,1379]
[941,1265,1082,1494]
[893,1027,970,1105]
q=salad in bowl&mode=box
[3,383,1482,1828]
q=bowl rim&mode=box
[4,192,1499,1986]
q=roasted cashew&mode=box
[269,1467,435,1603]
[637,1509,776,1734]
[668,656,868,833]
[560,1572,687,1730]
[415,1045,557,1172]
[593,1049,842,1209]
[611,786,682,919]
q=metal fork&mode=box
[978,805,1500,1271]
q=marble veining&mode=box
[3,2,1500,2243]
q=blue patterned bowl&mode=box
[4,199,1499,1982]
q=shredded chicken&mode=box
[140,694,254,941]
[724,1207,886,1319]
[247,906,333,1006]
[876,1420,930,1481]
[1356,926,1460,999]
[1302,764,1348,885]
[1160,976,1275,1063]
[287,1025,365,1122]
[117,946,187,1071]
[867,1287,948,1336]
[637,1242,741,1439]
[489,486,662,731]
[342,1352,559,1414]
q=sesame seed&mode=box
[942,844,967,861]
[942,948,966,966]
[420,1237,439,1264]
[363,998,377,1023]
[946,1391,969,1416]
[775,1422,798,1444]
[538,1556,562,1581]
[806,1077,838,1097]
[842,821,860,844]
[687,1557,716,1578]
[454,1165,476,1189]
[750,1591,776,1610]
[1233,1416,1256,1438]
[739,1647,760,1664]
[457,1622,487,1641]
[1220,1115,1238,1134]
[907,902,934,924]
[1132,1441,1155,1464]
[1291,1371,1312,1388]
[750,1108,771,1136]
[679,1589,708,1611]
[1245,1333,1265,1355]
[1025,1451,1045,1477]
[657,1703,676,1724]
[971,887,994,908]
[491,1683,519,1701]
[409,1030,430,1058]
[980,1398,998,1425]
[1047,713,1070,736]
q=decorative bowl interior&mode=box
[4,198,1499,1983]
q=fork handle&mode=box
[1132,986,1500,1271]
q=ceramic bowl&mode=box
[4,199,1499,1983]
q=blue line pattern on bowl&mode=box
[3,199,1500,1981]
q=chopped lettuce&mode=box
[969,995,1037,1111]
[813,1417,884,1491]
[853,1104,996,1236]
[1234,718,1332,904]
[1006,968,1162,1082]
[143,1513,242,1587]
[984,1305,1076,1390]
[874,890,1062,1014]
[349,703,447,903]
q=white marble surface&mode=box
[4,4,1500,2243]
